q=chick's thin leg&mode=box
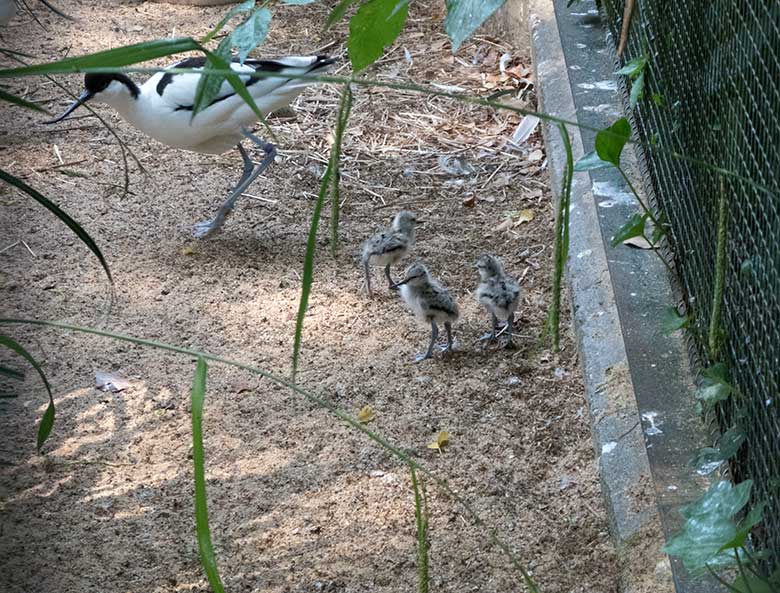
[385,264,397,291]
[415,319,438,362]
[363,259,373,298]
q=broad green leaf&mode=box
[0,169,112,284]
[201,0,255,43]
[663,480,752,574]
[325,0,359,28]
[616,55,646,77]
[0,38,201,78]
[573,150,611,172]
[0,88,49,113]
[190,358,226,593]
[192,38,234,118]
[595,118,631,166]
[0,334,55,451]
[660,306,689,335]
[231,7,272,63]
[444,0,506,52]
[730,570,780,593]
[348,0,409,72]
[690,425,745,470]
[697,382,732,405]
[0,364,25,381]
[702,362,730,383]
[720,499,765,550]
[610,212,647,247]
[629,70,645,108]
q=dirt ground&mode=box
[0,1,618,592]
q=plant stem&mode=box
[708,177,728,360]
[410,464,429,593]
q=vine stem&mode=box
[708,177,728,360]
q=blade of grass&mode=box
[0,88,49,113]
[410,463,430,593]
[544,122,573,351]
[330,84,354,255]
[0,364,25,380]
[0,168,113,285]
[0,316,541,592]
[0,38,202,78]
[190,358,226,593]
[201,0,255,43]
[0,334,54,451]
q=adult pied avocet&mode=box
[47,54,336,237]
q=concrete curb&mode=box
[521,2,727,592]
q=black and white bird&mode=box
[46,54,335,237]
[394,261,459,362]
[474,254,521,348]
[361,210,418,297]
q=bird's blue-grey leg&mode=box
[444,321,454,352]
[384,264,397,291]
[504,315,515,349]
[194,128,277,238]
[415,319,438,362]
[479,313,501,342]
[364,259,373,298]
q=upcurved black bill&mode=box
[45,90,93,124]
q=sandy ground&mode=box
[0,1,618,592]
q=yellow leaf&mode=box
[515,209,535,224]
[180,245,197,256]
[357,405,375,423]
[427,430,451,450]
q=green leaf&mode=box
[610,212,647,247]
[444,0,506,52]
[293,84,353,376]
[0,334,55,451]
[720,499,765,550]
[231,7,272,63]
[652,92,664,106]
[690,425,745,471]
[0,168,112,284]
[0,364,25,381]
[663,480,752,574]
[201,0,255,43]
[660,306,690,335]
[616,55,647,77]
[192,38,234,118]
[325,0,359,29]
[573,150,612,172]
[695,363,733,407]
[0,38,202,78]
[348,0,409,72]
[0,87,50,113]
[731,570,780,593]
[595,118,631,166]
[190,358,225,593]
[629,70,645,109]
[283,0,316,4]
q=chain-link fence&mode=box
[598,0,780,568]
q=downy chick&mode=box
[475,254,521,348]
[394,261,459,362]
[362,210,418,297]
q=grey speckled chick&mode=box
[362,210,418,297]
[475,254,521,348]
[394,261,459,362]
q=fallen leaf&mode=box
[428,430,451,450]
[527,149,544,162]
[357,405,375,423]
[462,194,477,208]
[180,246,197,255]
[494,218,514,233]
[623,236,656,249]
[515,209,535,224]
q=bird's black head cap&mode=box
[84,73,140,98]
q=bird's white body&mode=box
[476,280,519,321]
[92,56,330,154]
[400,283,458,324]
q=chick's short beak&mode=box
[45,89,94,124]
